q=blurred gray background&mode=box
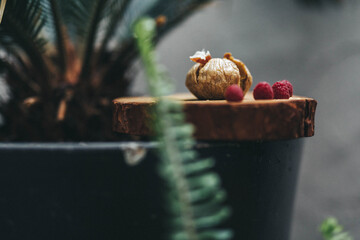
[133,0,360,239]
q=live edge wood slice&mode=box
[112,93,317,141]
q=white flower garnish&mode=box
[189,49,212,64]
[190,49,211,60]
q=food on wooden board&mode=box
[225,84,244,102]
[186,50,252,100]
[253,82,274,100]
[272,80,293,99]
[186,50,295,101]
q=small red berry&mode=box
[225,84,244,102]
[253,82,274,100]
[272,81,291,99]
[279,80,293,97]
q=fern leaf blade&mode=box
[198,229,234,240]
[134,16,232,240]
[183,158,215,175]
[195,207,232,229]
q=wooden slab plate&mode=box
[113,93,317,141]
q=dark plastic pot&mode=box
[0,139,303,240]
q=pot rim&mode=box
[0,142,157,151]
[0,139,303,151]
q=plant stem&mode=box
[161,116,199,240]
[134,18,199,240]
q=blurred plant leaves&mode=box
[320,217,353,240]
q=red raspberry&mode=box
[225,84,244,102]
[272,81,291,99]
[279,80,293,97]
[253,82,274,100]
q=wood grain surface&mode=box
[112,93,317,141]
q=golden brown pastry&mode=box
[186,50,252,100]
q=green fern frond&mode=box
[320,217,353,240]
[134,17,232,240]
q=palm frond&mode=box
[134,17,232,240]
[40,0,67,74]
[0,0,216,141]
[147,0,212,36]
[103,0,212,87]
[78,0,109,79]
[58,0,109,79]
[58,0,93,41]
[0,0,50,89]
[0,53,40,94]
[0,71,10,105]
[97,0,132,62]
